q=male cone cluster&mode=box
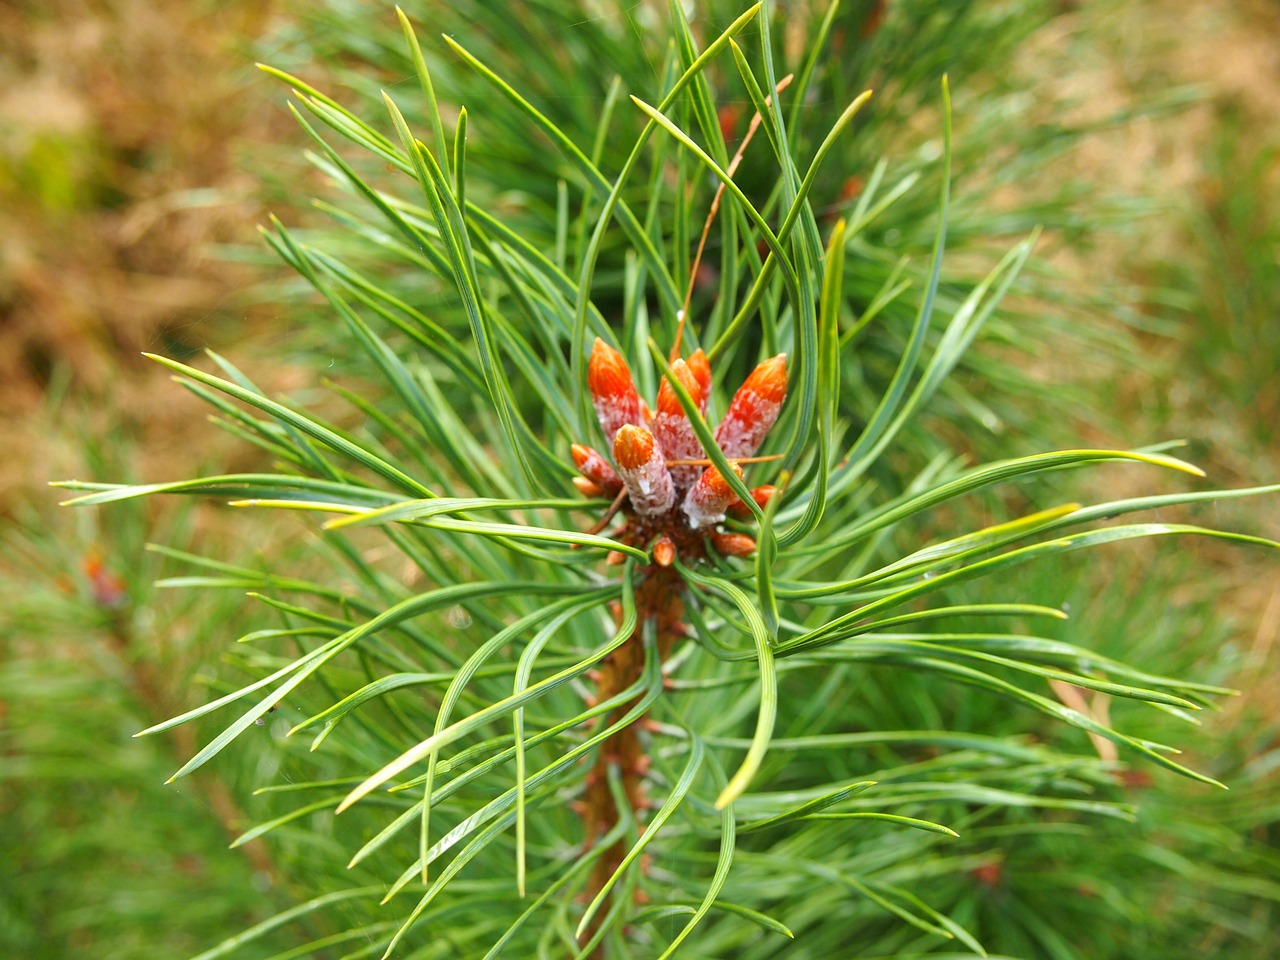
[573,338,786,559]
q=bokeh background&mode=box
[2,0,1277,956]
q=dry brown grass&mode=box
[1017,0,1280,752]
[0,0,298,508]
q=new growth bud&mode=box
[726,484,777,520]
[652,534,676,567]
[682,462,744,529]
[571,443,623,495]
[655,359,701,417]
[653,358,704,491]
[613,425,675,516]
[687,349,712,415]
[714,354,788,458]
[710,532,758,558]
[613,424,654,470]
[588,338,643,441]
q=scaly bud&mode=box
[682,462,744,529]
[653,359,704,491]
[652,534,676,567]
[571,443,623,495]
[710,531,758,557]
[688,349,712,415]
[726,484,777,520]
[714,354,787,458]
[572,477,605,498]
[588,338,643,441]
[613,425,676,517]
[613,424,654,469]
[655,359,701,417]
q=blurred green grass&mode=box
[0,394,291,957]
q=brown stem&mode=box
[580,565,685,952]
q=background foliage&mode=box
[2,1,1278,958]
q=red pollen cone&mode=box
[740,354,787,403]
[714,354,788,459]
[613,425,654,470]
[655,358,701,415]
[687,349,712,414]
[682,461,744,529]
[727,484,777,519]
[612,425,675,517]
[654,359,705,491]
[588,338,643,440]
[571,443,623,495]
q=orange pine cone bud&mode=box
[652,534,676,568]
[682,461,744,529]
[655,358,701,416]
[587,338,634,399]
[613,424,654,469]
[571,443,623,495]
[710,532,757,557]
[654,359,705,491]
[714,354,787,458]
[727,484,777,519]
[613,425,675,516]
[687,349,712,414]
[588,338,643,440]
[741,354,787,404]
[572,477,605,498]
[704,464,740,501]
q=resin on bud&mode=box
[588,338,643,442]
[714,354,788,458]
[653,358,704,491]
[613,424,675,517]
[682,462,744,529]
[571,443,623,496]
